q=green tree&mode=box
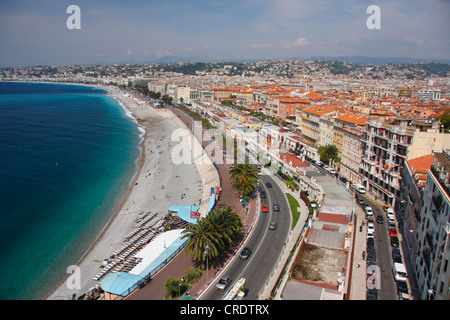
[181,206,242,267]
[440,111,450,131]
[317,144,340,165]
[229,163,259,197]
[164,278,187,299]
[181,218,221,265]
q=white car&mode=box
[365,206,373,216]
[367,222,375,234]
[327,168,336,174]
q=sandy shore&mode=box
[46,87,219,300]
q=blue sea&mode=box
[0,82,143,300]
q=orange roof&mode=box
[335,113,367,126]
[407,154,434,174]
[304,105,335,116]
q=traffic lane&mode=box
[201,179,272,300]
[201,185,272,300]
[201,175,290,300]
[242,175,291,300]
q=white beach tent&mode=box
[129,229,185,276]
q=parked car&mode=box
[367,237,375,248]
[269,222,277,230]
[239,247,252,260]
[390,236,400,248]
[365,206,373,217]
[389,227,398,237]
[383,205,390,212]
[216,275,231,291]
[262,205,269,213]
[367,222,375,234]
[392,248,402,263]
[273,204,280,212]
[376,215,384,224]
[367,288,378,300]
[357,198,365,205]
[396,280,409,295]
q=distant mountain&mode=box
[145,55,219,64]
[306,55,450,65]
[114,54,449,66]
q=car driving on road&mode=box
[239,247,252,260]
[216,275,231,291]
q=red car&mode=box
[389,228,398,237]
[262,205,269,213]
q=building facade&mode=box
[415,150,450,300]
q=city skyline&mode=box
[0,0,449,67]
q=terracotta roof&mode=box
[335,112,367,126]
[407,154,434,174]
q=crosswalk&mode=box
[360,193,382,206]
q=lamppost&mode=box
[205,244,210,285]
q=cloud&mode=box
[155,50,172,57]
[292,37,309,47]
[204,43,210,48]
[281,37,309,48]
[127,48,132,55]
[248,43,272,49]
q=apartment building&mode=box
[300,105,335,147]
[360,116,450,207]
[415,150,450,300]
[399,154,434,283]
[333,113,367,184]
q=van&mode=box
[352,184,366,194]
[393,262,407,281]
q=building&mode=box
[399,154,434,283]
[333,113,367,184]
[414,150,450,300]
[360,116,450,207]
[301,105,335,147]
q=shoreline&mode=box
[46,86,201,299]
[45,85,219,300]
[43,87,149,299]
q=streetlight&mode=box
[204,244,210,285]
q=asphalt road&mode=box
[362,197,398,300]
[201,174,291,300]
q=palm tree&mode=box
[229,163,259,197]
[208,205,242,248]
[181,206,242,267]
[181,218,221,265]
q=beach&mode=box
[46,87,219,300]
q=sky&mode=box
[0,0,449,67]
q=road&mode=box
[361,196,398,300]
[201,174,291,300]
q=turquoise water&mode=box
[0,82,142,299]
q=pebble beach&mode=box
[46,87,219,300]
